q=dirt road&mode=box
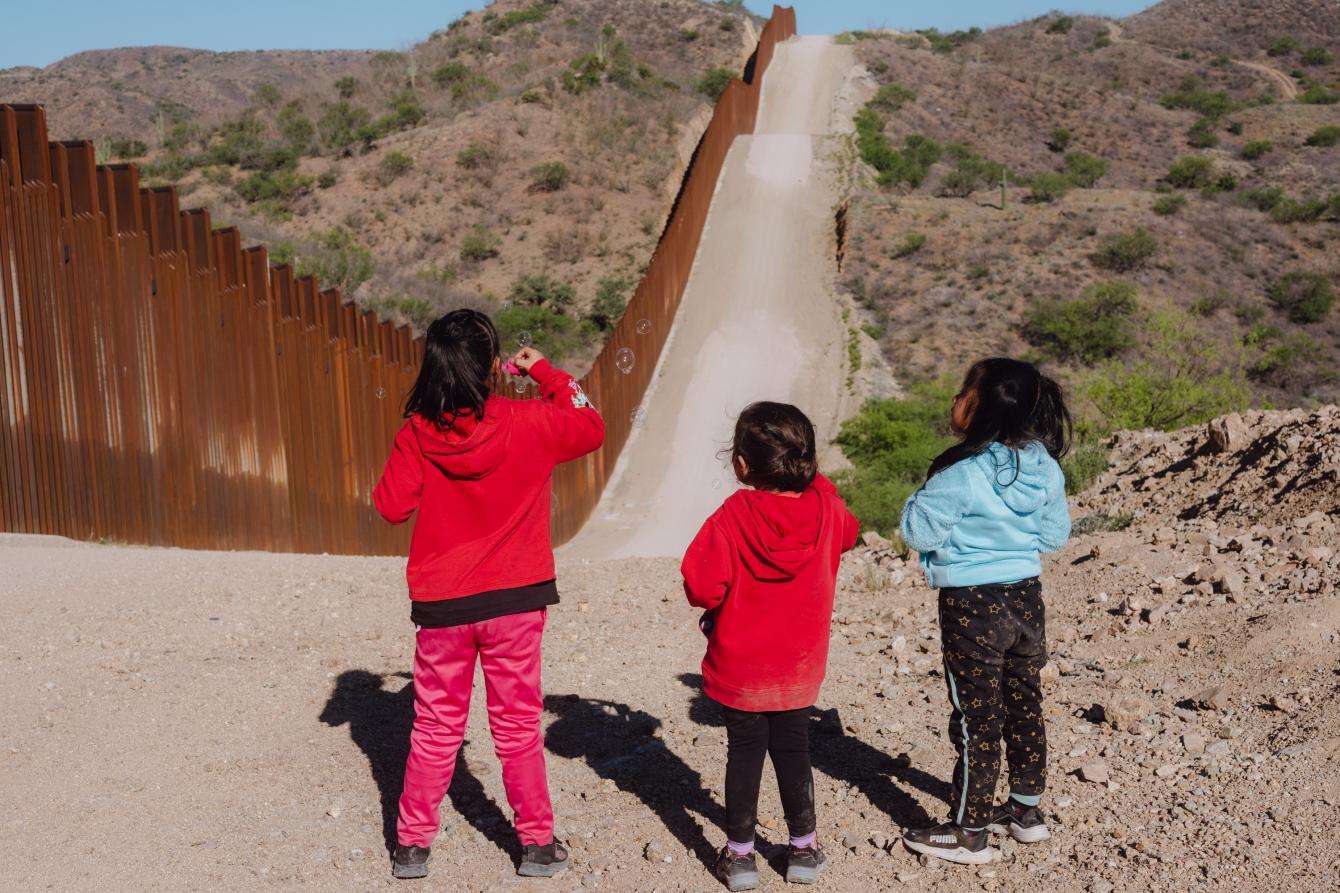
[568,36,860,559]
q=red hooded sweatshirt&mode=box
[681,474,860,712]
[373,359,604,616]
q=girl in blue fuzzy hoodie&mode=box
[899,358,1072,866]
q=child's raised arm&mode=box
[373,421,424,524]
[899,463,972,554]
[519,353,606,465]
[681,518,733,611]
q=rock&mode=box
[1191,685,1230,711]
[1205,414,1248,453]
[870,832,893,851]
[1054,794,1074,808]
[1206,740,1230,758]
[1155,763,1178,778]
[1181,732,1206,755]
[841,833,861,851]
[1078,761,1110,784]
[1089,880,1116,893]
[1104,695,1154,732]
[1039,661,1059,685]
[861,530,892,550]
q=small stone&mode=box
[1089,879,1116,893]
[1079,761,1110,784]
[1104,695,1153,733]
[326,805,342,819]
[1054,794,1074,808]
[841,833,861,851]
[1181,733,1206,755]
[1155,764,1178,778]
[1191,685,1230,712]
[1205,414,1247,453]
[1039,661,1059,685]
[862,531,892,550]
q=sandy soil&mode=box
[569,36,860,559]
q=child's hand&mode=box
[511,347,546,375]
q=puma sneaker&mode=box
[902,822,998,865]
[986,800,1052,843]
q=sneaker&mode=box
[785,843,828,885]
[986,801,1052,843]
[518,841,570,878]
[391,844,431,879]
[902,822,997,865]
[713,846,760,892]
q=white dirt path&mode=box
[567,36,859,559]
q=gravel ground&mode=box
[4,488,1337,892]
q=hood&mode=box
[972,441,1052,514]
[721,486,828,582]
[409,397,512,480]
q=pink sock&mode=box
[790,832,816,849]
[727,839,754,857]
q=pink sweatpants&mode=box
[396,608,553,848]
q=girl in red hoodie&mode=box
[681,402,859,892]
[373,309,604,880]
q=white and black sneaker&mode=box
[902,822,998,865]
[986,800,1052,843]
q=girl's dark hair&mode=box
[404,309,500,426]
[927,357,1072,481]
[731,401,818,492]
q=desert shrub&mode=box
[831,378,958,536]
[1301,47,1332,66]
[455,143,496,170]
[335,76,359,99]
[1045,16,1074,34]
[696,67,736,100]
[209,113,271,168]
[1153,193,1187,215]
[255,83,282,107]
[1046,126,1072,153]
[529,161,571,192]
[1267,36,1298,57]
[1166,155,1215,188]
[289,228,374,294]
[936,144,1008,196]
[1071,511,1134,534]
[432,63,498,103]
[1025,280,1139,363]
[1064,151,1110,187]
[1190,290,1230,316]
[108,137,148,159]
[892,232,927,258]
[317,170,338,189]
[587,275,632,329]
[366,295,437,329]
[1269,196,1327,223]
[459,225,500,263]
[318,101,371,154]
[1243,186,1285,211]
[1269,271,1335,323]
[1093,227,1157,272]
[854,108,942,188]
[679,28,699,42]
[484,2,551,35]
[277,102,315,152]
[1225,119,1244,134]
[1305,125,1340,147]
[1240,140,1273,160]
[917,27,981,54]
[1062,442,1111,496]
[1160,76,1235,118]
[1078,310,1249,431]
[1092,30,1112,49]
[871,83,916,111]
[495,303,584,363]
[1027,171,1073,203]
[1187,118,1219,148]
[1247,331,1334,390]
[1300,84,1339,105]
[510,273,576,310]
[376,151,414,186]
[234,169,314,204]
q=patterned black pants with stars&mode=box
[937,577,1047,829]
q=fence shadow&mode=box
[676,674,946,830]
[318,669,516,861]
[543,693,725,867]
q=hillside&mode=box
[0,0,762,371]
[837,1,1338,440]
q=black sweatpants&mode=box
[938,577,1047,829]
[719,703,816,844]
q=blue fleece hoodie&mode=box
[899,441,1070,587]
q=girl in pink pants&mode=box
[373,310,605,879]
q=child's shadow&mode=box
[677,674,946,830]
[543,693,725,868]
[319,669,517,861]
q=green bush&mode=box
[277,102,315,152]
[335,76,359,99]
[484,2,551,35]
[1160,76,1235,118]
[871,83,916,111]
[1092,30,1112,49]
[1189,290,1230,316]
[1269,196,1327,223]
[1046,126,1072,153]
[1300,84,1339,105]
[432,63,498,103]
[1062,441,1110,496]
[1046,16,1074,34]
[1064,151,1110,187]
[1267,36,1298,57]
[1092,227,1157,272]
[376,151,414,185]
[529,161,570,192]
[917,27,981,54]
[1269,271,1335,323]
[1187,118,1220,148]
[107,137,148,159]
[318,101,371,154]
[1301,47,1332,66]
[460,225,500,262]
[494,303,584,365]
[831,378,958,536]
[1166,155,1215,188]
[696,67,736,101]
[1240,140,1273,160]
[1153,193,1187,215]
[289,228,374,294]
[588,275,632,329]
[1027,171,1073,203]
[854,108,942,188]
[255,83,282,107]
[456,143,497,170]
[1243,186,1285,211]
[1025,280,1139,363]
[234,169,314,204]
[510,273,576,310]
[1305,125,1340,147]
[892,232,927,258]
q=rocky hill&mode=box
[839,1,1338,422]
[0,0,761,371]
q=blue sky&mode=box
[1,0,1157,69]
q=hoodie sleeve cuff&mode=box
[528,358,564,389]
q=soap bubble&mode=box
[375,388,386,399]
[614,347,635,375]
[711,478,722,490]
[513,378,528,394]
[635,318,651,335]
[630,407,646,427]
[517,331,532,348]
